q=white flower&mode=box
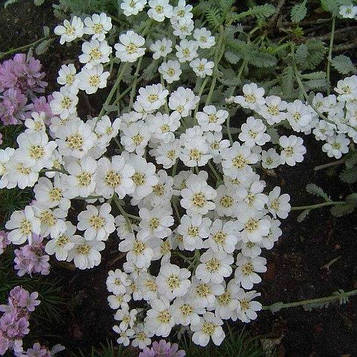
[131,325,152,349]
[150,38,172,59]
[115,31,145,62]
[67,237,105,269]
[135,83,169,113]
[313,120,336,141]
[236,179,268,211]
[16,131,57,171]
[267,187,291,219]
[195,250,233,284]
[322,134,350,159]
[258,95,287,125]
[235,253,267,289]
[175,39,198,63]
[107,293,131,310]
[54,16,84,44]
[145,297,174,337]
[96,155,135,199]
[158,60,182,83]
[147,0,173,22]
[156,263,191,300]
[33,204,67,239]
[172,298,202,326]
[50,87,78,119]
[57,64,78,88]
[191,312,225,347]
[214,185,238,217]
[121,122,151,156]
[260,217,282,250]
[177,214,211,251]
[55,119,96,159]
[335,75,357,102]
[190,58,214,78]
[238,241,261,258]
[119,234,154,269]
[169,87,199,117]
[24,112,47,133]
[77,203,115,241]
[0,148,15,188]
[172,0,193,22]
[79,39,111,68]
[286,100,313,132]
[234,83,265,110]
[137,207,174,240]
[129,154,158,202]
[148,112,180,144]
[261,148,282,169]
[33,176,70,211]
[180,126,212,167]
[5,206,41,245]
[238,116,270,147]
[113,326,134,346]
[114,307,138,331]
[150,140,181,169]
[84,13,112,41]
[279,135,306,166]
[236,289,262,323]
[205,219,239,253]
[204,131,230,163]
[78,64,110,94]
[95,116,121,147]
[106,269,131,295]
[180,173,216,215]
[339,5,357,19]
[171,17,194,39]
[214,279,240,320]
[236,209,271,243]
[45,221,77,261]
[64,157,97,198]
[193,27,215,49]
[196,105,228,132]
[221,142,259,178]
[189,278,224,309]
[121,0,147,16]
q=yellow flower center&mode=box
[77,172,92,187]
[61,96,72,109]
[167,274,180,290]
[152,184,164,196]
[126,43,138,54]
[56,234,70,247]
[133,240,145,255]
[245,94,256,103]
[147,94,159,103]
[212,231,227,245]
[267,105,279,116]
[29,145,45,160]
[241,262,254,276]
[220,195,233,208]
[180,304,193,316]
[187,225,199,237]
[88,74,100,87]
[89,215,105,229]
[65,73,75,85]
[40,210,56,226]
[206,258,221,272]
[149,217,160,230]
[196,283,210,297]
[244,218,258,232]
[16,163,31,175]
[132,134,144,145]
[20,219,32,235]
[157,309,171,324]
[191,192,206,208]
[66,134,83,150]
[232,154,248,169]
[89,47,102,61]
[77,243,90,255]
[202,322,216,335]
[132,172,145,186]
[92,23,104,34]
[105,170,121,187]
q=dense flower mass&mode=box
[0,54,50,125]
[1,0,357,353]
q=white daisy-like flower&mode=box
[193,27,215,49]
[322,134,350,159]
[77,203,115,241]
[156,263,191,300]
[54,16,84,44]
[279,135,306,166]
[150,38,172,59]
[195,249,233,284]
[234,253,267,289]
[339,5,357,19]
[171,297,202,326]
[144,297,174,337]
[238,116,271,147]
[78,64,110,94]
[169,87,199,117]
[121,0,147,16]
[135,83,169,114]
[261,148,282,169]
[147,0,173,22]
[79,39,112,68]
[258,95,287,125]
[50,86,79,119]
[190,58,214,78]
[83,13,112,41]
[5,206,41,245]
[196,105,228,132]
[267,186,291,219]
[114,30,145,62]
[158,60,182,84]
[191,312,225,347]
[214,279,240,320]
[236,289,262,323]
[150,139,181,169]
[57,64,78,88]
[234,83,265,110]
[175,39,198,63]
[106,269,131,295]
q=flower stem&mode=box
[326,16,336,95]
[0,36,51,59]
[291,201,346,211]
[112,193,133,230]
[129,56,143,110]
[208,160,222,184]
[263,289,357,312]
[314,158,345,171]
[194,76,210,118]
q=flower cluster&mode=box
[230,76,357,160]
[0,286,40,355]
[139,339,185,357]
[0,54,51,126]
[339,4,357,19]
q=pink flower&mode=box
[139,340,186,357]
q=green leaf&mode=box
[232,4,276,21]
[301,71,326,80]
[339,167,357,183]
[304,78,328,90]
[34,0,45,5]
[35,39,52,55]
[330,203,355,217]
[320,0,339,15]
[306,183,331,201]
[345,151,357,169]
[43,26,50,37]
[291,0,307,23]
[297,209,311,222]
[296,40,327,70]
[331,55,356,75]
[224,50,241,64]
[345,193,357,206]
[281,66,295,99]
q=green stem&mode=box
[326,17,336,95]
[208,160,222,184]
[263,289,357,312]
[0,36,50,59]
[98,62,129,119]
[291,201,346,211]
[194,77,210,118]
[112,194,133,230]
[314,158,345,171]
[205,26,225,105]
[129,56,143,110]
[226,115,233,145]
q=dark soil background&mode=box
[0,1,356,356]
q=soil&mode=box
[0,1,356,356]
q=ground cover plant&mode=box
[0,0,357,356]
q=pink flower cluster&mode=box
[0,231,9,255]
[17,342,65,357]
[14,235,50,277]
[139,340,186,357]
[0,286,40,355]
[0,54,52,126]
